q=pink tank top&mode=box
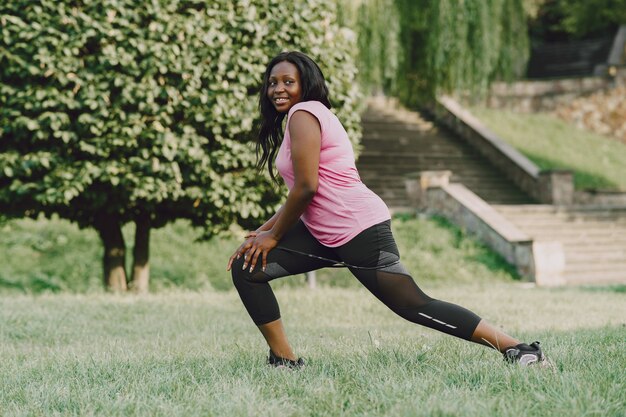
[275,101,390,247]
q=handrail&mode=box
[607,25,626,66]
[438,96,541,179]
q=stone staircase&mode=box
[493,205,626,285]
[358,101,626,285]
[357,104,533,210]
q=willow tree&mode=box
[529,0,626,39]
[0,0,362,292]
[340,0,530,106]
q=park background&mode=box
[1,0,625,416]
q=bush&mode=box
[0,0,362,289]
[0,0,362,232]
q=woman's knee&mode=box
[231,257,269,287]
[231,257,249,287]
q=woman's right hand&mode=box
[226,231,258,271]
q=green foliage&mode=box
[529,0,626,40]
[0,216,102,293]
[338,0,530,106]
[0,0,362,235]
[0,216,518,294]
[351,0,400,95]
[395,0,529,105]
[469,106,626,191]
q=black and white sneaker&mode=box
[503,341,546,366]
[267,350,305,370]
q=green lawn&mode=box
[0,215,518,294]
[1,285,625,416]
[2,216,624,415]
[469,107,626,191]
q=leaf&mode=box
[0,0,361,240]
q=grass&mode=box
[0,215,518,294]
[1,215,624,415]
[468,107,626,191]
[1,285,625,416]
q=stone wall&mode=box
[432,97,575,205]
[555,85,626,144]
[405,172,567,286]
[574,190,626,206]
[485,68,626,113]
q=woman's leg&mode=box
[231,221,338,360]
[335,221,520,352]
[470,320,520,351]
[257,319,297,360]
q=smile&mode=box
[274,97,289,104]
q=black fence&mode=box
[527,25,626,79]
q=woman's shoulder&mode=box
[288,100,332,117]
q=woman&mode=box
[227,51,545,369]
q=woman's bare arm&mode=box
[253,205,284,234]
[241,110,321,271]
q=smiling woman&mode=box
[267,61,303,112]
[226,51,548,370]
[254,52,333,183]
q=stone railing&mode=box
[405,171,566,286]
[607,25,626,67]
[432,96,574,205]
[486,68,626,113]
[487,76,613,112]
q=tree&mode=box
[0,0,362,292]
[337,0,530,106]
[529,0,626,41]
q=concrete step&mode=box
[516,224,626,233]
[564,269,626,285]
[510,226,626,240]
[361,177,527,187]
[495,214,626,223]
[361,120,436,128]
[359,104,534,205]
[362,179,531,191]
[493,204,626,216]
[361,104,626,286]
[492,207,626,229]
[565,253,626,265]
[361,173,525,185]
[506,217,626,227]
[362,182,529,199]
[565,257,626,266]
[564,242,626,251]
[493,208,626,218]
[359,152,484,160]
[492,203,626,284]
[359,151,478,159]
[497,220,626,232]
[565,250,626,263]
[508,226,626,235]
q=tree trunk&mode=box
[130,213,150,294]
[96,213,128,292]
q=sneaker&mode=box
[267,350,305,370]
[503,341,545,366]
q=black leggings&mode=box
[231,220,482,341]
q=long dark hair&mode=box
[257,51,332,181]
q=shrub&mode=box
[0,0,362,290]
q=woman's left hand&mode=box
[242,231,279,272]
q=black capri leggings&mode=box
[231,220,482,341]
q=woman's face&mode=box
[267,61,302,113]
